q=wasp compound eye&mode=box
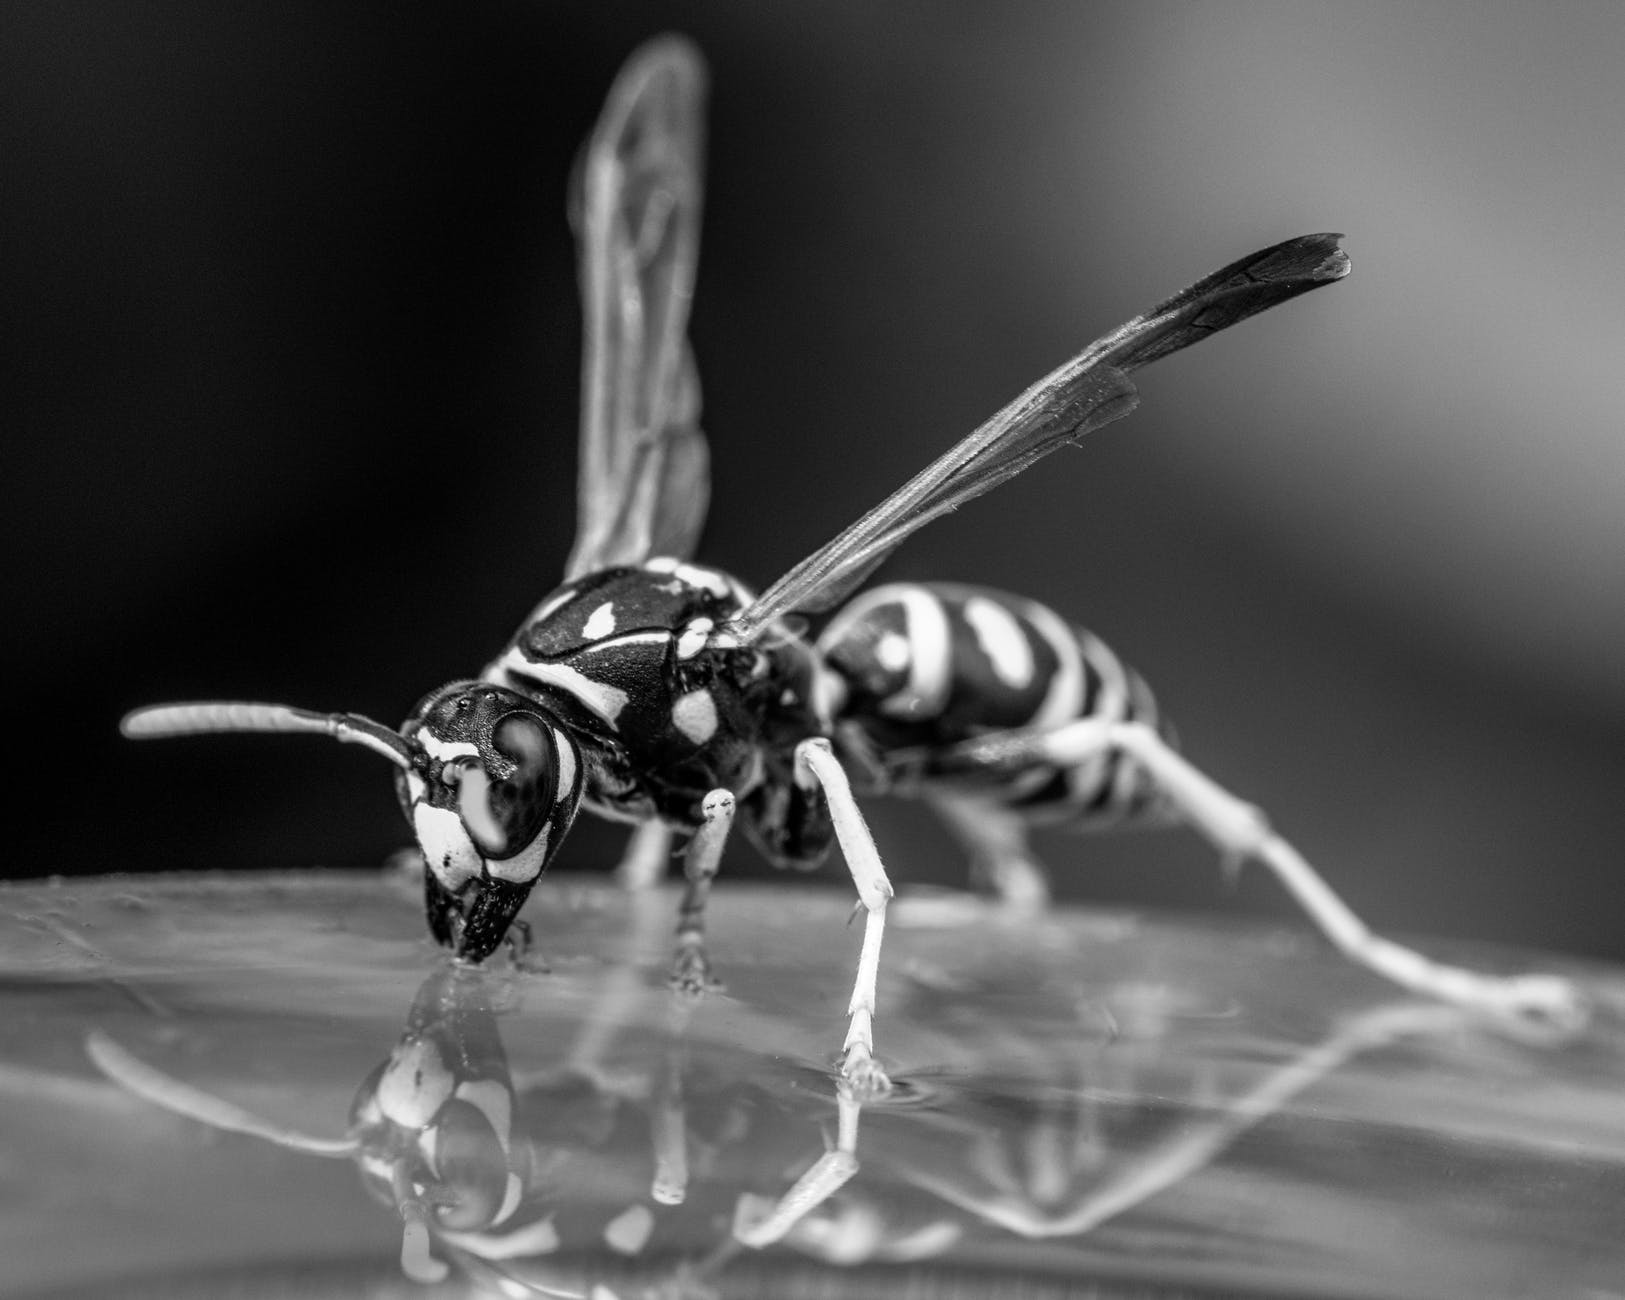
[455,763,506,856]
[485,715,557,857]
[453,714,556,861]
[423,1100,513,1231]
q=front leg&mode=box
[670,790,735,995]
[794,739,894,1094]
[939,720,1587,1032]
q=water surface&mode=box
[2,872,1622,1298]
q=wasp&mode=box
[123,36,1582,1090]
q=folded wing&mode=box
[728,233,1349,641]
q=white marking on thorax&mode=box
[675,617,712,660]
[414,802,483,890]
[1023,601,1087,728]
[962,596,1034,689]
[644,556,732,598]
[491,648,630,726]
[603,1203,655,1255]
[671,689,718,745]
[582,601,617,639]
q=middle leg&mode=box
[670,789,735,995]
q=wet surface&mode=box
[2,872,1623,1299]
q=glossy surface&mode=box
[2,872,1622,1299]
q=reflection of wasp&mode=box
[82,954,883,1290]
[122,35,1579,1089]
[84,955,1512,1294]
[85,969,536,1283]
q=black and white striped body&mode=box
[483,558,836,867]
[818,583,1174,830]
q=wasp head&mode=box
[121,683,583,962]
[399,682,584,961]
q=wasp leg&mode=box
[670,790,734,996]
[734,1081,864,1248]
[617,819,674,891]
[895,1000,1465,1239]
[927,793,1051,910]
[794,739,895,1093]
[650,1031,690,1206]
[943,720,1587,1031]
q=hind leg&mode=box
[927,719,1585,1030]
[928,793,1051,909]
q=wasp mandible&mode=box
[124,37,1583,1089]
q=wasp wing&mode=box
[729,234,1349,639]
[565,37,709,580]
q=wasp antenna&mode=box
[120,701,414,770]
[85,1031,360,1156]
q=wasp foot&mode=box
[841,1044,892,1100]
[668,943,725,998]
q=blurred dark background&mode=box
[5,2,1622,960]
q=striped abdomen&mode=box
[816,583,1174,828]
